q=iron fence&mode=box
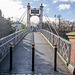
[0,27,31,62]
[40,29,71,64]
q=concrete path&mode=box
[0,32,71,75]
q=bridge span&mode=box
[0,31,71,75]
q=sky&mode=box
[0,0,75,24]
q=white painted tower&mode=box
[27,3,43,29]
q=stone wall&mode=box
[67,32,75,63]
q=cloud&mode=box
[53,0,59,3]
[30,2,33,4]
[0,0,27,22]
[47,8,50,11]
[10,0,21,2]
[57,4,70,10]
[0,0,51,25]
[43,16,55,22]
[30,16,39,24]
[44,0,46,2]
[70,0,75,2]
[53,0,75,3]
[61,0,75,2]
[61,0,69,2]
[33,0,39,1]
[43,3,48,7]
[45,8,50,13]
[67,11,72,14]
[30,16,56,24]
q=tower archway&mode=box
[30,16,39,27]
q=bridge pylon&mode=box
[27,3,43,29]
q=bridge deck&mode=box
[0,32,71,75]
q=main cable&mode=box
[20,10,27,22]
[18,9,27,22]
[44,11,59,35]
[43,13,53,33]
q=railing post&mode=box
[73,68,75,75]
[58,38,60,52]
[50,32,51,42]
[10,43,13,71]
[53,34,54,45]
[68,44,71,64]
[32,44,35,72]
[54,44,57,71]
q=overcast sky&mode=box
[0,0,75,24]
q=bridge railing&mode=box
[40,29,71,64]
[0,27,31,62]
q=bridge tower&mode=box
[27,3,43,29]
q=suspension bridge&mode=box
[0,3,74,75]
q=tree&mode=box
[19,24,26,30]
[10,27,16,34]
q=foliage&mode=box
[10,27,16,34]
[19,24,26,30]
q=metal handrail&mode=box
[0,27,31,62]
[40,29,71,64]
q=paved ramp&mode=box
[0,32,71,75]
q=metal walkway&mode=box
[0,32,71,75]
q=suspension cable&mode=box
[44,11,59,35]
[18,9,27,22]
[44,12,59,35]
[20,11,26,22]
[44,13,53,33]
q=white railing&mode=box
[40,29,71,64]
[0,27,31,61]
